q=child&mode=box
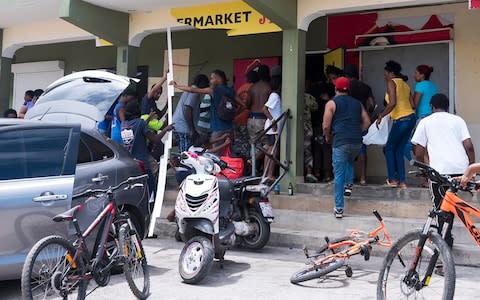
[121,101,174,200]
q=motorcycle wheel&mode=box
[179,236,214,284]
[242,209,271,250]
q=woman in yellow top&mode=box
[376,60,417,189]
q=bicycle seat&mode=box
[52,205,83,223]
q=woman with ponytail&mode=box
[413,65,438,118]
[376,60,417,189]
[405,65,439,175]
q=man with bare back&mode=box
[247,64,271,148]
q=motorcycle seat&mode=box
[52,205,83,223]
[232,176,262,188]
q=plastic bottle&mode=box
[288,182,294,196]
[274,183,280,195]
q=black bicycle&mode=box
[21,175,150,300]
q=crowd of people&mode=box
[320,60,476,219]
[103,64,284,204]
[2,61,477,225]
[3,89,44,119]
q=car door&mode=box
[72,132,116,236]
[0,123,80,280]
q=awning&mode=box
[171,1,281,36]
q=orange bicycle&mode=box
[291,210,392,284]
[377,160,480,300]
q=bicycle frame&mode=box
[440,191,480,246]
[71,197,118,274]
[315,219,392,264]
[405,188,480,288]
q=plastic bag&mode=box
[363,115,391,145]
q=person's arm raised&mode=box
[148,70,168,99]
[170,81,212,95]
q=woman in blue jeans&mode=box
[376,61,416,189]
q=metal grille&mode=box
[185,194,208,211]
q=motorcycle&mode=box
[175,150,274,284]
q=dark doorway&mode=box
[305,54,324,84]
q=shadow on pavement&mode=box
[290,268,376,289]
[147,265,171,276]
[199,259,251,287]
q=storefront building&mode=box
[1,0,479,186]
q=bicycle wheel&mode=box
[21,235,86,300]
[119,223,150,299]
[290,257,346,284]
[377,229,455,300]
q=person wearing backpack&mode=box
[172,74,210,152]
[171,69,238,156]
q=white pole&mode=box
[148,27,174,237]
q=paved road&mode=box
[2,238,480,299]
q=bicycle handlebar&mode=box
[73,174,148,199]
[410,160,480,192]
[372,210,383,222]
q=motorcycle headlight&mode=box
[204,159,215,173]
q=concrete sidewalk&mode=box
[160,178,480,265]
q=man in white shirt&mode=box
[411,93,475,248]
[262,76,282,181]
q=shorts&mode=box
[247,117,268,145]
[266,134,277,146]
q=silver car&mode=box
[0,119,82,280]
[0,73,151,281]
[0,109,150,281]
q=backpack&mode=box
[216,91,236,122]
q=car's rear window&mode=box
[38,77,127,115]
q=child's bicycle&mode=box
[21,175,150,300]
[291,210,392,284]
[377,160,480,300]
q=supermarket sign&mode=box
[171,1,281,36]
[470,0,480,9]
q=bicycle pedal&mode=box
[360,245,371,261]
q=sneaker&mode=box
[344,185,352,197]
[334,208,344,218]
[305,174,319,183]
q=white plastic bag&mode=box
[363,115,391,146]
